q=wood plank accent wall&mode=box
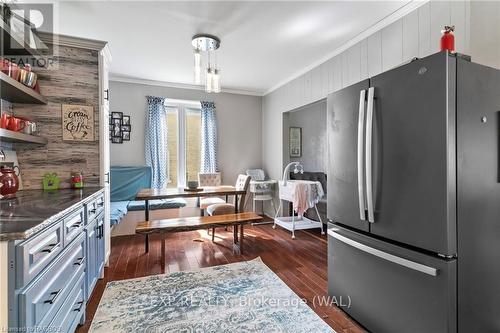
[261,0,470,185]
[13,45,100,189]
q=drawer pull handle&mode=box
[98,201,104,207]
[41,243,59,253]
[71,222,82,228]
[90,208,97,214]
[74,301,84,312]
[44,289,61,304]
[98,224,104,239]
[74,257,85,266]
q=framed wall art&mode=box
[62,104,94,141]
[109,112,131,144]
[289,127,302,158]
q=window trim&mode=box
[165,99,201,188]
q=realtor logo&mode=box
[1,2,54,65]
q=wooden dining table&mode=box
[136,186,248,252]
[136,185,247,219]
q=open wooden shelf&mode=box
[0,72,47,105]
[0,128,47,144]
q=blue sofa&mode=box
[110,166,186,226]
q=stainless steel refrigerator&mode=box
[327,51,500,332]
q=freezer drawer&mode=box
[328,226,456,333]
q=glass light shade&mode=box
[205,68,213,93]
[193,50,201,84]
[212,69,221,93]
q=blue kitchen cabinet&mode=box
[86,218,98,300]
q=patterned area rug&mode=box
[89,258,335,332]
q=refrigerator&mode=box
[327,51,500,332]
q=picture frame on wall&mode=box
[289,127,302,158]
[109,111,132,144]
[112,118,121,137]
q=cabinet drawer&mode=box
[95,193,105,215]
[50,272,85,333]
[18,233,86,329]
[86,193,104,222]
[64,208,85,246]
[16,221,64,288]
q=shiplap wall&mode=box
[262,0,473,184]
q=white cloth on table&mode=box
[279,180,324,216]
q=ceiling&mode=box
[50,1,412,94]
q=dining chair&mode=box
[198,172,224,216]
[206,174,251,241]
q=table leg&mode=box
[239,224,244,254]
[160,233,165,273]
[233,224,238,243]
[233,224,240,255]
[145,199,150,220]
[145,200,150,253]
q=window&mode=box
[165,100,201,188]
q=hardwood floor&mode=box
[77,222,365,333]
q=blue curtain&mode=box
[145,96,168,188]
[200,101,218,172]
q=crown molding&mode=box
[37,31,108,51]
[264,0,429,96]
[109,75,263,97]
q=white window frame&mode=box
[164,98,201,188]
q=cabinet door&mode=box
[96,214,105,278]
[85,219,98,300]
[99,49,111,268]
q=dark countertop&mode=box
[0,187,103,241]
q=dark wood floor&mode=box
[77,222,365,333]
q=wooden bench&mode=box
[136,212,263,269]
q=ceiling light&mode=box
[192,34,222,93]
[205,67,213,93]
[193,49,201,84]
[212,68,221,93]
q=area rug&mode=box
[89,257,335,332]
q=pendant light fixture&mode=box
[193,48,201,84]
[191,34,221,93]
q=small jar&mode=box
[71,171,84,189]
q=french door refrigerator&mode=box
[327,51,500,333]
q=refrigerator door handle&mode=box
[327,229,438,276]
[365,87,375,223]
[357,89,367,220]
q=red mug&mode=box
[6,117,26,132]
[0,113,11,129]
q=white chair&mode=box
[207,174,251,241]
[198,172,225,215]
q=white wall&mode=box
[285,100,327,172]
[109,80,262,184]
[262,0,472,184]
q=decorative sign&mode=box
[109,111,131,144]
[62,104,94,141]
[289,127,302,158]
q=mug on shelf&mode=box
[22,121,37,135]
[6,117,26,132]
[0,113,11,129]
